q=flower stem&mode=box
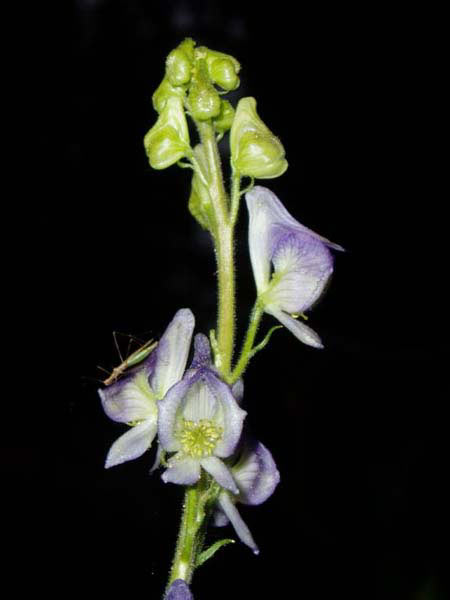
[229,302,264,383]
[168,487,201,586]
[196,120,235,379]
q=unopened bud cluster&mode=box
[143,38,287,183]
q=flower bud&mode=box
[143,97,191,169]
[209,57,239,91]
[188,65,221,121]
[230,97,288,179]
[198,47,240,91]
[188,145,214,231]
[152,77,185,114]
[165,38,195,87]
[213,99,235,135]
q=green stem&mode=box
[230,168,241,226]
[230,303,263,383]
[196,120,235,378]
[168,487,201,587]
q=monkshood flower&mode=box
[246,186,344,348]
[166,579,193,600]
[158,334,246,492]
[213,439,280,554]
[99,309,195,469]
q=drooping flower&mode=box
[166,579,194,600]
[158,334,246,493]
[246,186,344,348]
[213,438,280,554]
[98,309,195,469]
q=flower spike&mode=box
[246,186,343,348]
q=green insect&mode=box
[102,336,158,386]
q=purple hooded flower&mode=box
[213,438,280,554]
[98,309,195,469]
[158,334,247,493]
[246,186,343,348]
[166,579,193,600]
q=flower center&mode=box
[178,419,223,458]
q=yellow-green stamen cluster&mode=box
[178,419,223,458]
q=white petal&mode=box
[233,441,280,506]
[231,379,244,404]
[162,456,201,486]
[201,456,239,494]
[99,370,155,424]
[182,379,217,421]
[218,493,259,554]
[105,417,157,469]
[266,306,324,348]
[149,309,195,399]
[247,186,344,251]
[245,187,274,293]
[212,508,230,527]
[270,231,333,313]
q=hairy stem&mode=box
[197,120,235,378]
[168,487,201,586]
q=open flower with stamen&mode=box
[98,309,195,469]
[213,438,280,554]
[158,334,247,493]
[246,186,344,348]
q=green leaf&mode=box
[196,538,235,567]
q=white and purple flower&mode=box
[98,309,195,469]
[166,579,193,600]
[158,334,247,493]
[213,438,280,554]
[246,186,344,348]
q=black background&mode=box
[8,2,447,599]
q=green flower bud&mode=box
[198,47,241,91]
[230,97,288,179]
[209,58,239,91]
[188,63,221,121]
[152,77,185,113]
[213,99,235,135]
[143,97,191,169]
[188,145,214,231]
[165,39,196,87]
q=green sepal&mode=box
[196,538,235,567]
[213,99,235,135]
[144,97,191,170]
[230,97,288,179]
[152,77,186,114]
[188,144,215,231]
[165,38,196,87]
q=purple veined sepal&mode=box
[158,334,247,492]
[165,579,194,600]
[98,309,195,469]
[212,438,280,554]
[245,185,344,348]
